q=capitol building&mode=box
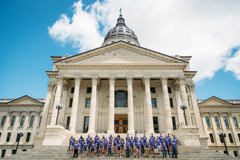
[0,13,240,159]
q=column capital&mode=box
[126,75,133,85]
[188,83,195,92]
[173,84,180,91]
[209,112,216,117]
[109,75,116,85]
[74,75,82,84]
[201,112,206,117]
[91,75,99,85]
[47,83,54,91]
[56,75,64,85]
[160,75,168,85]
[143,75,151,85]
[218,112,225,116]
[178,75,186,85]
[227,113,232,117]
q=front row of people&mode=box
[69,133,178,158]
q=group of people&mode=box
[69,133,178,158]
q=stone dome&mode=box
[102,13,140,46]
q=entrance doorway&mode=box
[114,114,128,133]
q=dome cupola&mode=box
[102,9,140,46]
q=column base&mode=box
[87,130,95,134]
[107,130,115,134]
[127,130,135,134]
[42,125,66,146]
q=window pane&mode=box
[153,117,159,133]
[85,98,91,108]
[151,98,157,108]
[123,120,128,125]
[224,117,229,128]
[29,116,34,127]
[71,87,74,93]
[168,87,172,93]
[114,120,119,125]
[69,98,73,107]
[118,92,124,98]
[229,133,234,143]
[118,99,124,107]
[87,87,92,93]
[169,98,174,108]
[233,117,238,128]
[10,116,16,126]
[150,87,156,93]
[26,133,31,142]
[172,117,176,130]
[83,117,89,133]
[206,117,211,128]
[219,135,224,143]
[20,116,25,127]
[215,117,220,128]
[210,133,214,143]
[6,132,11,142]
[1,116,6,126]
[39,116,42,127]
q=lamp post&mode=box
[55,103,63,125]
[180,103,188,125]
[16,130,25,153]
[218,130,228,155]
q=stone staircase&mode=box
[4,146,239,160]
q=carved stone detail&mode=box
[143,76,151,85]
[188,83,195,92]
[160,75,168,85]
[178,75,185,85]
[91,75,99,85]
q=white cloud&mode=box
[225,50,240,80]
[48,0,240,82]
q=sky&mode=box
[0,0,239,100]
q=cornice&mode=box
[199,105,239,108]
[55,63,187,69]
[46,71,58,78]
[184,71,197,78]
[0,103,44,106]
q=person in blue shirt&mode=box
[143,134,147,144]
[80,138,84,154]
[156,136,161,155]
[71,138,75,156]
[159,133,164,143]
[126,134,130,142]
[145,140,150,158]
[153,140,159,158]
[88,137,93,155]
[83,140,88,158]
[117,134,121,142]
[151,133,155,140]
[117,141,121,158]
[161,139,167,158]
[94,134,98,143]
[73,140,80,158]
[108,141,112,158]
[139,137,144,155]
[96,137,101,154]
[91,140,96,158]
[86,135,90,154]
[109,134,113,142]
[99,140,104,158]
[69,136,73,151]
[173,136,178,143]
[102,135,105,141]
[113,137,117,154]
[170,139,178,158]
[135,139,141,158]
[167,133,172,146]
[130,137,134,154]
[149,136,154,154]
[120,138,125,154]
[164,135,170,156]
[104,138,108,155]
[134,134,138,143]
[125,140,130,158]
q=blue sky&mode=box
[0,0,239,100]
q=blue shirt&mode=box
[139,140,144,146]
[113,140,117,145]
[145,142,149,148]
[117,137,121,142]
[161,142,166,150]
[143,136,147,143]
[154,143,158,149]
[149,139,154,146]
[130,139,134,146]
[173,138,178,143]
[126,142,130,149]
[134,136,138,142]
[126,136,130,142]
[108,144,112,148]
[117,143,121,149]
[171,142,177,149]
[81,141,85,146]
[69,138,73,144]
[109,136,113,142]
[97,139,101,145]
[136,142,141,149]
[73,143,80,150]
[83,143,88,149]
[167,136,171,142]
[159,136,164,143]
[120,140,125,146]
[94,136,98,143]
[71,140,75,146]
[100,142,103,148]
[156,139,161,145]
[91,143,95,149]
[164,138,169,145]
[78,138,82,144]
[86,137,90,143]
[89,140,93,146]
[152,136,155,140]
[104,140,108,147]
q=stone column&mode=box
[188,84,204,133]
[50,76,64,125]
[143,76,154,134]
[30,112,40,143]
[58,83,69,126]
[70,75,82,132]
[0,112,11,143]
[9,112,21,144]
[173,84,185,124]
[127,76,135,134]
[160,75,173,133]
[88,76,98,134]
[178,76,191,125]
[201,113,209,142]
[228,113,239,145]
[39,83,54,136]
[20,111,30,144]
[107,76,115,134]
[209,112,221,145]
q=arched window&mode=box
[29,116,34,127]
[6,132,11,142]
[39,116,42,127]
[1,116,6,126]
[25,132,31,142]
[233,117,238,128]
[209,133,214,143]
[224,117,229,128]
[215,117,220,128]
[20,116,25,127]
[206,117,211,128]
[229,133,234,143]
[10,116,16,126]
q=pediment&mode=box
[199,96,231,106]
[8,95,43,105]
[55,41,188,65]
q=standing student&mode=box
[170,139,178,158]
[109,134,113,142]
[134,134,138,143]
[159,133,164,143]
[173,136,178,143]
[71,138,75,156]
[83,140,88,158]
[108,141,112,158]
[140,137,144,155]
[94,134,98,143]
[88,137,93,154]
[104,138,108,155]
[145,140,150,158]
[99,140,104,158]
[69,136,73,151]
[80,138,85,154]
[91,140,96,158]
[135,139,141,158]
[164,135,170,156]
[156,136,161,155]
[153,140,159,158]
[130,137,134,154]
[143,134,147,144]
[117,134,121,142]
[120,138,125,154]
[161,139,167,158]
[73,140,80,158]
[149,136,154,154]
[117,141,121,158]
[102,135,105,141]
[126,134,130,142]
[151,133,155,140]
[86,135,90,154]
[125,140,130,158]
[113,137,117,154]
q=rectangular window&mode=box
[172,117,176,130]
[69,98,73,108]
[168,87,172,93]
[169,98,174,108]
[12,150,16,155]
[185,87,188,93]
[153,117,159,133]
[188,98,191,108]
[114,120,119,125]
[87,87,92,93]
[123,120,128,125]
[85,98,91,108]
[71,87,74,93]
[151,98,157,108]
[150,87,156,93]
[1,150,6,158]
[66,117,70,130]
[83,117,89,133]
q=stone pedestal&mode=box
[42,125,66,146]
[171,125,201,146]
